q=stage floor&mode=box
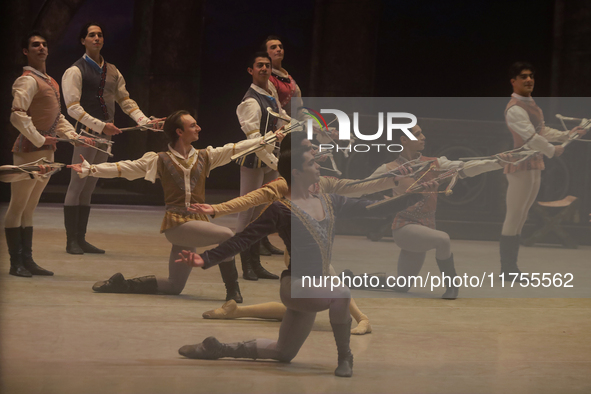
[1,204,590,394]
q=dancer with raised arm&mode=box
[361,125,505,299]
[177,145,389,377]
[69,110,278,302]
[191,131,409,334]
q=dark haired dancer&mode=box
[69,110,279,302]
[177,146,390,377]
[234,51,285,280]
[500,62,586,280]
[192,132,407,334]
[62,22,161,255]
[5,31,87,277]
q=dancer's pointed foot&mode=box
[350,319,372,335]
[202,299,239,319]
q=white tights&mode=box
[502,170,541,236]
[4,151,54,228]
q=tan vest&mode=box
[24,71,61,133]
[503,97,545,173]
[505,97,544,149]
[12,71,61,153]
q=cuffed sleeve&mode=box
[206,136,273,172]
[10,76,47,148]
[114,70,149,125]
[201,203,284,269]
[506,106,556,158]
[212,177,288,217]
[81,151,159,182]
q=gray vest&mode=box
[235,87,279,168]
[73,56,118,130]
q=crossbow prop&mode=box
[58,130,114,157]
[314,150,342,176]
[366,164,460,211]
[230,107,306,161]
[120,117,166,133]
[346,159,437,186]
[0,158,65,183]
[459,115,591,164]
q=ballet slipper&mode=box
[202,300,239,319]
[350,319,372,335]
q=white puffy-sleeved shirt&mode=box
[505,93,570,158]
[62,54,149,134]
[10,66,78,148]
[236,82,289,169]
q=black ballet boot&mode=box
[436,254,459,300]
[331,319,354,377]
[218,258,243,303]
[5,227,32,277]
[251,242,279,280]
[260,236,284,256]
[240,250,258,281]
[92,273,158,294]
[21,227,53,276]
[77,206,105,254]
[178,336,258,360]
[500,235,528,283]
[64,206,84,254]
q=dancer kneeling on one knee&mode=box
[175,146,407,377]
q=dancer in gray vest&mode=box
[234,52,285,281]
[62,22,160,255]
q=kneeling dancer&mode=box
[176,146,409,377]
[69,110,278,302]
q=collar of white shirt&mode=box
[83,53,104,68]
[250,82,277,99]
[511,92,534,102]
[168,144,197,160]
[23,66,49,80]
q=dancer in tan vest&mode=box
[500,62,586,280]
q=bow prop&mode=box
[346,159,437,186]
[120,117,166,133]
[555,114,591,148]
[314,151,342,176]
[57,131,114,157]
[0,158,65,183]
[230,108,306,161]
[458,146,537,166]
[366,165,459,211]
